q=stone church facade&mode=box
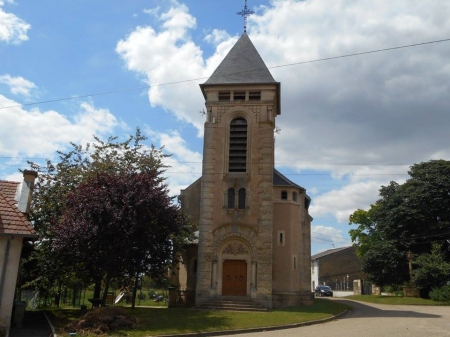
[175,32,313,309]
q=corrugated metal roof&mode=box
[311,246,352,260]
[203,32,277,85]
[0,181,37,238]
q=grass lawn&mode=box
[47,298,350,336]
[346,295,450,306]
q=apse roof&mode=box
[273,169,305,191]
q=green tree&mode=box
[413,243,450,292]
[349,160,450,292]
[26,129,190,305]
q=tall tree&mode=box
[26,129,191,304]
[349,160,450,292]
[53,171,189,308]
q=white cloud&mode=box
[118,0,450,166]
[118,0,450,226]
[204,29,230,45]
[311,225,349,246]
[143,7,160,18]
[0,95,121,158]
[0,74,36,96]
[116,0,237,135]
[310,180,383,223]
[0,1,30,44]
[255,0,450,174]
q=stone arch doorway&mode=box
[217,238,252,297]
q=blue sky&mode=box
[2,0,450,254]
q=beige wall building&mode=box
[177,32,313,309]
[0,171,37,332]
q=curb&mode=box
[156,309,350,337]
[43,311,57,337]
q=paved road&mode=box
[237,299,450,337]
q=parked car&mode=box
[315,285,333,297]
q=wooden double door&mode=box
[222,260,247,296]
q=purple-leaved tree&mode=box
[54,171,189,308]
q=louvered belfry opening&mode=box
[229,118,248,172]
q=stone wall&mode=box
[318,246,365,290]
[272,291,313,308]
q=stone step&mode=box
[197,297,268,312]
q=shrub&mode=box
[383,284,403,296]
[429,285,450,302]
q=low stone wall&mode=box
[332,291,354,297]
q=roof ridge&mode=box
[311,246,352,260]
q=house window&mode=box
[281,191,288,200]
[229,118,247,172]
[219,91,231,101]
[277,230,285,246]
[293,192,297,202]
[233,91,246,101]
[227,188,235,208]
[249,91,261,101]
[238,188,246,209]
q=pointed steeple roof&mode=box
[203,32,277,85]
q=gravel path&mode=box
[236,299,450,337]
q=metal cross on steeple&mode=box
[237,0,254,33]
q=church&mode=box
[174,30,313,309]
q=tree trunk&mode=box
[131,273,139,309]
[55,280,62,307]
[101,277,111,307]
[92,279,102,307]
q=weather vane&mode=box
[237,0,254,33]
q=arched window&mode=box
[292,192,298,202]
[238,188,246,209]
[227,188,235,209]
[229,118,247,172]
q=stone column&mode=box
[196,122,215,304]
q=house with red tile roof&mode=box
[0,170,37,332]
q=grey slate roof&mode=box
[273,169,304,190]
[203,32,277,85]
[311,247,352,260]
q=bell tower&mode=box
[196,32,280,308]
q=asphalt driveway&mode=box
[236,299,450,337]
